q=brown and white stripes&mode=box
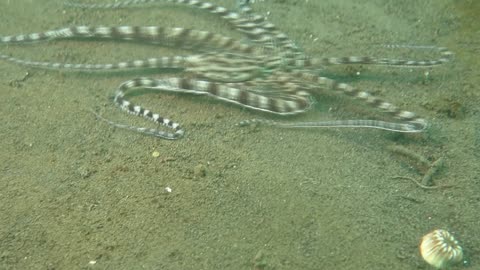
[0,0,453,139]
[112,76,311,138]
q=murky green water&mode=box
[1,1,478,269]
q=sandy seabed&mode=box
[0,1,478,269]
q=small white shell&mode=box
[419,229,463,269]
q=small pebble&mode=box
[193,164,206,177]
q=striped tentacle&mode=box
[113,77,185,139]
[1,31,56,44]
[374,45,454,67]
[233,18,302,57]
[185,52,267,82]
[111,76,311,138]
[65,0,301,57]
[238,119,425,133]
[1,26,266,75]
[178,0,303,57]
[306,45,453,68]
[115,77,311,115]
[0,1,448,138]
[0,54,187,72]
[1,26,256,54]
[65,0,180,9]
[0,50,269,80]
[225,3,302,57]
[296,71,427,132]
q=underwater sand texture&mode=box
[0,0,478,269]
